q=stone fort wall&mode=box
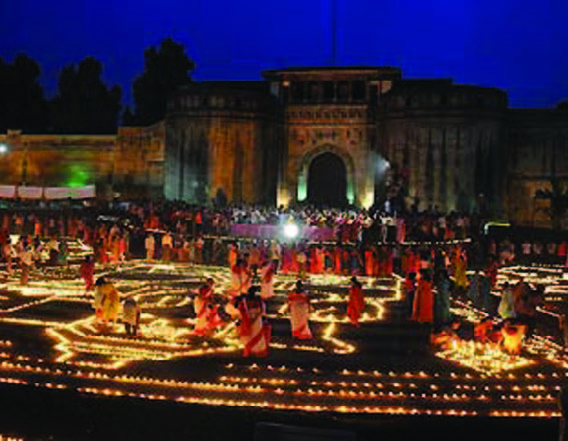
[1,66,567,226]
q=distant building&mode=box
[1,66,567,225]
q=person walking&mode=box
[412,271,434,323]
[80,255,95,294]
[347,276,365,326]
[145,232,155,262]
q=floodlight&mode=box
[283,223,299,239]
[377,157,390,174]
[0,144,7,154]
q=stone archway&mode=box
[308,152,347,206]
[297,145,355,205]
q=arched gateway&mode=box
[296,145,355,206]
[308,152,347,206]
[265,67,400,209]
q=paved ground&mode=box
[0,259,565,440]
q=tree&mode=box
[50,57,121,134]
[535,177,568,229]
[122,105,135,126]
[131,38,195,126]
[0,54,49,133]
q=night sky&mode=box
[1,0,566,108]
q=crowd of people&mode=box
[0,199,563,358]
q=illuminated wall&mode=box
[380,81,508,214]
[164,83,283,205]
[0,130,115,195]
[505,108,568,226]
[114,123,165,198]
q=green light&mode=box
[66,165,90,188]
[347,182,354,204]
[297,170,307,202]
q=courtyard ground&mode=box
[0,258,564,440]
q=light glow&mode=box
[283,223,299,239]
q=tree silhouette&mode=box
[50,57,121,134]
[0,54,48,133]
[535,177,568,229]
[131,38,195,126]
[122,105,136,126]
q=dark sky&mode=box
[1,0,566,108]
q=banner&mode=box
[44,185,95,200]
[17,186,43,199]
[0,186,16,198]
[230,224,336,242]
[0,185,97,200]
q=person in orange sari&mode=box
[406,247,419,276]
[99,238,109,264]
[341,248,351,275]
[288,280,313,339]
[281,245,293,274]
[347,276,365,326]
[34,218,42,238]
[412,271,434,323]
[228,243,239,269]
[231,258,252,298]
[110,235,120,263]
[296,248,307,280]
[451,247,469,291]
[333,246,343,275]
[364,246,376,277]
[236,287,270,357]
[315,246,325,274]
[309,246,318,274]
[260,260,276,299]
[376,246,386,277]
[193,278,215,336]
[80,255,95,294]
[118,232,127,262]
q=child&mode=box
[123,297,141,337]
[80,255,95,294]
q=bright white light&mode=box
[0,144,7,154]
[377,157,390,174]
[283,223,299,239]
